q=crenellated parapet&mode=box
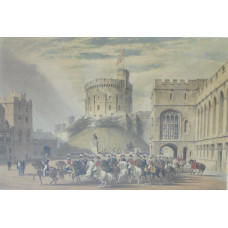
[153,79,205,90]
[85,78,125,91]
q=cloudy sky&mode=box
[0,37,228,131]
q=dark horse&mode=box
[133,159,150,183]
[32,160,59,185]
[72,160,88,181]
[99,160,120,182]
[188,159,206,175]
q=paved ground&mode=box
[0,162,227,190]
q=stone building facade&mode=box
[0,92,33,161]
[0,92,57,162]
[85,68,133,118]
[33,130,57,159]
[150,61,228,173]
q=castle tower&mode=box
[0,92,33,160]
[85,50,133,118]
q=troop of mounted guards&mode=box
[30,152,206,187]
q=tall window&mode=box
[109,105,111,111]
[18,131,22,143]
[97,105,100,110]
[0,147,5,155]
[26,131,30,144]
[161,111,179,139]
[212,97,217,135]
[6,132,11,142]
[207,101,211,137]
[227,89,228,133]
[204,104,207,138]
[0,132,4,142]
[219,91,224,134]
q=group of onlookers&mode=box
[7,160,26,176]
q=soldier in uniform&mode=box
[121,154,126,162]
[112,154,117,163]
[127,154,134,173]
[95,156,101,167]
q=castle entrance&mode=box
[43,146,51,158]
[160,143,178,158]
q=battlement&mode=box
[197,61,228,97]
[85,78,125,91]
[153,79,205,90]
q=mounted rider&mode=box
[95,156,101,167]
[82,153,88,174]
[127,154,134,173]
[65,154,72,171]
[43,159,49,177]
[111,154,117,163]
[121,154,126,162]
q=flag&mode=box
[116,48,125,66]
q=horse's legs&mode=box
[129,175,133,184]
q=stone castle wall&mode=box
[150,62,228,173]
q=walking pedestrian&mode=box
[7,160,11,171]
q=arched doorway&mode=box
[43,146,51,158]
[160,144,178,158]
[183,147,187,162]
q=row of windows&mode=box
[0,132,12,142]
[169,92,188,100]
[89,105,121,112]
[18,131,30,144]
[0,147,12,155]
[18,105,29,112]
[197,90,228,139]
[17,116,29,124]
[196,148,215,160]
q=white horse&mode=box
[117,161,129,183]
[80,160,95,182]
[117,161,143,185]
[92,166,113,188]
[128,166,143,184]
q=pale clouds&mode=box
[1,37,228,131]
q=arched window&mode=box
[26,131,30,144]
[197,109,200,139]
[208,101,211,137]
[227,89,228,133]
[184,93,187,100]
[118,105,120,110]
[97,105,100,110]
[18,130,22,143]
[161,110,179,140]
[212,97,217,135]
[109,105,111,111]
[219,91,224,134]
[204,104,207,138]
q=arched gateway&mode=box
[160,143,178,158]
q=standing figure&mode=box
[21,161,25,175]
[17,160,22,176]
[7,161,11,171]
